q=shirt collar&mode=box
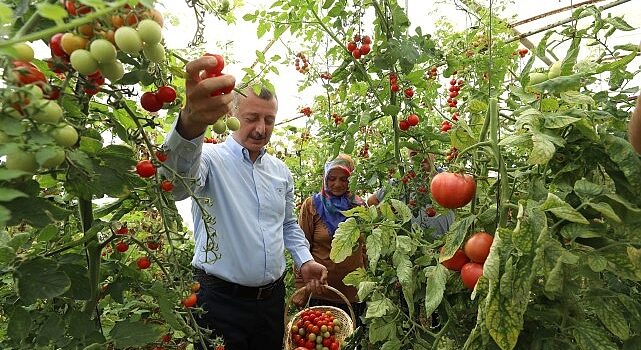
[225,136,267,163]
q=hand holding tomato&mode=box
[177,56,235,140]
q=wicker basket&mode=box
[284,285,355,350]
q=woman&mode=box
[294,154,366,325]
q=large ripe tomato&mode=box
[464,231,493,263]
[440,247,470,271]
[460,262,483,289]
[204,53,225,75]
[430,172,476,209]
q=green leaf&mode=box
[330,217,361,263]
[0,168,31,180]
[440,215,476,262]
[530,73,583,93]
[528,132,556,165]
[543,115,581,129]
[588,202,621,223]
[596,51,637,73]
[4,195,72,227]
[36,314,65,345]
[394,252,415,317]
[573,322,619,350]
[365,297,395,319]
[368,317,396,343]
[604,16,636,31]
[594,298,630,340]
[148,282,188,331]
[424,265,447,316]
[15,257,71,303]
[109,320,163,348]
[539,193,589,224]
[79,136,103,155]
[587,253,608,272]
[7,306,31,342]
[0,188,27,201]
[342,267,367,287]
[381,339,402,350]
[356,281,376,301]
[560,91,595,106]
[0,3,13,25]
[36,3,68,22]
[389,199,412,223]
[628,247,641,270]
[382,105,400,117]
[0,246,16,265]
[366,227,383,270]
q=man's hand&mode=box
[177,56,236,140]
[299,260,328,295]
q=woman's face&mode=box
[326,168,350,196]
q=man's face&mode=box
[232,91,278,157]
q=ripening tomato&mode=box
[430,172,476,209]
[155,150,168,162]
[11,61,46,86]
[182,293,197,308]
[464,231,493,263]
[136,159,156,178]
[460,262,483,289]
[137,256,151,269]
[439,247,469,271]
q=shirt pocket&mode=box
[268,181,287,216]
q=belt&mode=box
[194,268,285,300]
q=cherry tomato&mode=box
[137,256,151,269]
[182,293,197,308]
[140,91,163,112]
[136,159,156,178]
[156,86,176,103]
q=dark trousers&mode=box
[193,272,285,350]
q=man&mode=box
[629,95,641,154]
[160,56,327,350]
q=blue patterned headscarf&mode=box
[311,155,364,237]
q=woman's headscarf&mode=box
[311,154,364,237]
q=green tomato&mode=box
[5,149,38,173]
[528,72,548,85]
[137,19,162,46]
[12,42,34,61]
[212,118,227,134]
[39,147,66,168]
[70,49,99,75]
[142,43,165,63]
[114,26,143,54]
[226,116,240,131]
[548,60,562,79]
[23,84,43,100]
[51,124,79,147]
[89,39,117,63]
[99,60,124,82]
[30,100,63,124]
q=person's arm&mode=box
[629,96,641,154]
[158,57,234,200]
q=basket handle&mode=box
[285,285,356,329]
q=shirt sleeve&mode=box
[283,168,313,268]
[158,117,208,201]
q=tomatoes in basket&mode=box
[464,231,493,263]
[430,172,476,209]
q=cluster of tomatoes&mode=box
[398,113,420,131]
[111,224,161,268]
[513,47,529,58]
[442,75,464,132]
[140,86,177,112]
[290,309,343,350]
[299,106,313,116]
[294,52,310,74]
[445,147,459,162]
[440,231,494,289]
[319,72,332,80]
[332,113,344,125]
[426,66,438,80]
[204,137,219,144]
[346,33,372,59]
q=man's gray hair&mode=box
[232,86,277,111]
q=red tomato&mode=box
[156,86,177,103]
[430,172,476,209]
[137,256,151,269]
[293,347,308,350]
[140,91,163,112]
[359,43,371,55]
[155,151,168,162]
[204,53,225,75]
[116,226,128,235]
[346,41,357,52]
[160,179,173,192]
[182,293,197,308]
[464,231,493,263]
[50,33,67,57]
[146,241,160,250]
[136,159,156,178]
[12,61,47,85]
[115,241,129,253]
[407,113,420,126]
[404,88,414,98]
[351,48,361,59]
[460,262,483,289]
[439,247,469,271]
[398,119,410,131]
[362,35,372,44]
